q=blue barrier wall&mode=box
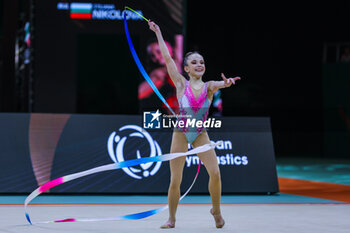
[0,113,278,194]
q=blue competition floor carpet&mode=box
[0,193,343,205]
[276,157,350,185]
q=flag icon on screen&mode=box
[70,3,92,19]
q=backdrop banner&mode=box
[0,113,278,194]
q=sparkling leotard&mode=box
[177,79,211,144]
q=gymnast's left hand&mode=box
[221,73,241,87]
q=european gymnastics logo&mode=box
[185,140,249,167]
[107,125,162,179]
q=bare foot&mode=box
[210,208,225,228]
[160,219,175,229]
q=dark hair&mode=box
[183,51,201,67]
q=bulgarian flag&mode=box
[70,3,92,19]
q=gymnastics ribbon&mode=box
[25,7,209,225]
[25,142,220,224]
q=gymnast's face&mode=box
[184,53,205,79]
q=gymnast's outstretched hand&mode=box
[208,73,241,94]
[221,73,241,87]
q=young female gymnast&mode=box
[148,20,240,229]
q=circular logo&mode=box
[107,125,162,179]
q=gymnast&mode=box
[148,20,241,229]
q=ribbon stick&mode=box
[25,142,220,224]
[125,6,149,22]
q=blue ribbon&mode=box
[123,11,176,116]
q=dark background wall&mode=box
[1,0,350,158]
[185,1,350,157]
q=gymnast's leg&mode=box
[192,131,225,228]
[161,130,188,229]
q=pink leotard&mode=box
[177,79,211,144]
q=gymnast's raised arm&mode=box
[148,20,185,90]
